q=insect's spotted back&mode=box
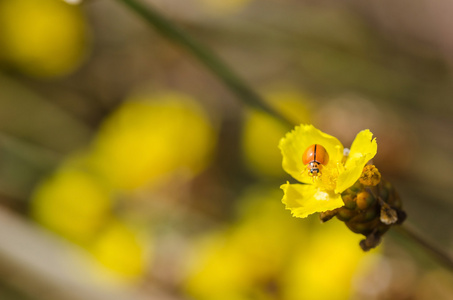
[302,144,329,177]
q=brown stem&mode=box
[395,224,453,271]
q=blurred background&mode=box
[0,0,452,299]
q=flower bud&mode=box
[320,170,406,251]
[356,191,374,210]
[359,165,381,186]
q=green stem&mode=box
[115,0,292,127]
[396,224,453,271]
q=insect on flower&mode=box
[280,124,406,251]
[302,144,329,177]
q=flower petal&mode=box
[348,129,377,162]
[279,125,343,183]
[281,182,344,218]
[335,129,377,193]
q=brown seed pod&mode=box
[320,168,406,251]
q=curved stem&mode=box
[115,0,293,127]
[395,224,453,271]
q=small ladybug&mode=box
[302,144,329,177]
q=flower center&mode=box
[314,164,342,191]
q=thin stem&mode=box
[115,0,293,127]
[366,187,453,270]
[395,224,453,271]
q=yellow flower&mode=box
[0,0,89,78]
[31,163,112,244]
[183,187,306,300]
[241,88,311,178]
[89,219,149,280]
[282,220,374,300]
[279,124,377,218]
[88,91,216,190]
[183,185,377,300]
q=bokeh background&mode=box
[0,0,453,299]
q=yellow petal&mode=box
[335,155,369,194]
[281,182,344,218]
[335,130,377,193]
[279,125,343,184]
[348,129,377,161]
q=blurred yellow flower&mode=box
[184,187,304,300]
[90,220,149,280]
[31,164,112,243]
[282,220,371,300]
[242,89,311,178]
[242,109,288,178]
[184,186,374,300]
[88,91,216,190]
[279,124,377,218]
[31,154,150,280]
[0,0,88,78]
